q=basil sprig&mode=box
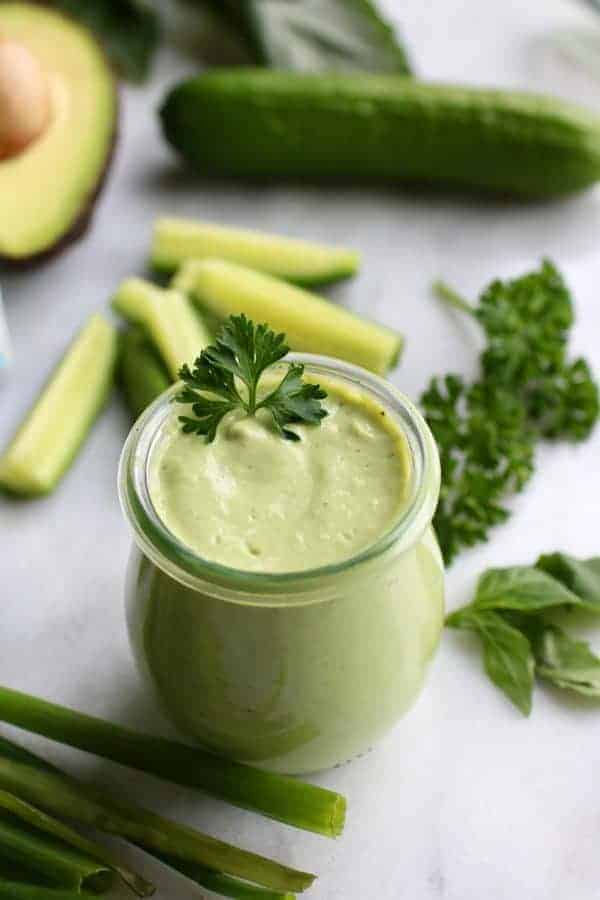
[447,554,600,714]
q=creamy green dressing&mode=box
[148,374,411,573]
[125,368,444,773]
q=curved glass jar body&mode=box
[119,355,445,775]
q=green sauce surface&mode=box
[148,374,411,573]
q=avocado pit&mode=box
[0,36,50,160]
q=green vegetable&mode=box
[173,259,402,374]
[0,314,118,497]
[0,686,346,838]
[421,262,599,564]
[153,853,295,900]
[112,278,211,379]
[48,0,160,81]
[51,0,410,81]
[151,217,360,285]
[0,880,84,900]
[160,69,600,196]
[194,0,412,73]
[0,745,314,894]
[447,553,600,713]
[536,553,600,611]
[530,624,600,696]
[472,567,582,613]
[177,315,327,442]
[0,816,113,895]
[447,608,534,715]
[118,329,171,419]
[0,789,152,897]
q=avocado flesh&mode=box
[0,4,117,263]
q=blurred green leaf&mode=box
[536,554,600,612]
[48,0,161,81]
[188,0,412,73]
[530,623,600,697]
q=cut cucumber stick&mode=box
[0,314,118,497]
[173,259,402,374]
[112,278,211,379]
[151,217,360,285]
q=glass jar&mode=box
[119,354,444,775]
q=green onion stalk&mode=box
[153,852,296,900]
[0,686,345,838]
[0,788,153,897]
[0,736,314,895]
[0,878,90,900]
[0,816,113,895]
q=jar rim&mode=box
[118,353,441,601]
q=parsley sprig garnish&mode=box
[176,314,327,442]
[421,261,599,565]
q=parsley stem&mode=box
[247,380,257,415]
[433,280,475,316]
[0,686,346,839]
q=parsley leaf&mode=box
[422,261,599,565]
[258,363,328,441]
[175,314,327,442]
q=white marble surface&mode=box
[2,1,600,897]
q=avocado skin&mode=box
[160,69,600,198]
[0,4,118,267]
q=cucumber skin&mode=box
[118,329,171,420]
[160,70,600,197]
[154,258,353,289]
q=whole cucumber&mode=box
[160,69,600,197]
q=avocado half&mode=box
[0,4,117,264]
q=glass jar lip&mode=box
[118,353,441,599]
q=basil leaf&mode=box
[50,0,161,81]
[447,608,534,715]
[530,623,600,697]
[474,566,582,613]
[535,554,600,613]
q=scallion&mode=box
[0,686,345,838]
